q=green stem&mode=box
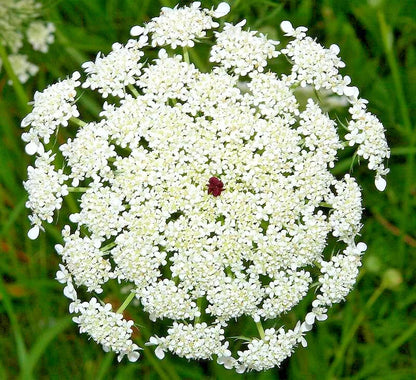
[255,320,265,340]
[0,277,27,372]
[326,283,386,379]
[319,202,332,208]
[377,12,411,134]
[135,332,180,380]
[67,187,89,192]
[378,11,414,268]
[0,41,30,113]
[195,297,203,324]
[101,242,116,252]
[70,117,87,127]
[127,84,140,98]
[353,320,416,379]
[182,46,190,64]
[116,291,136,314]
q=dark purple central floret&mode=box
[207,177,224,197]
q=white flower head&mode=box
[0,0,55,83]
[26,21,55,53]
[140,2,229,49]
[23,2,389,372]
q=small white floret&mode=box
[214,2,231,18]
[130,25,145,36]
[28,225,40,240]
[356,242,367,252]
[280,20,294,34]
[155,346,165,359]
[375,176,387,191]
[25,142,38,155]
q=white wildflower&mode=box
[82,38,147,98]
[236,327,303,371]
[316,249,363,307]
[0,0,55,82]
[326,174,362,242]
[21,71,81,148]
[141,2,229,49]
[282,23,349,94]
[60,121,116,183]
[139,279,201,321]
[259,270,312,320]
[23,151,68,233]
[346,97,390,187]
[210,21,280,76]
[26,21,55,53]
[6,54,38,84]
[148,322,230,360]
[55,227,114,293]
[72,298,141,362]
[71,182,126,238]
[23,1,389,372]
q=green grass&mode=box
[1,0,415,379]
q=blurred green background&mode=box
[0,0,415,379]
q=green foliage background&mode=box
[0,0,415,378]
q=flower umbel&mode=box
[0,0,55,83]
[23,2,389,372]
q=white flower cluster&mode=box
[55,226,114,293]
[21,71,81,155]
[235,324,308,372]
[23,2,389,372]
[72,297,141,362]
[148,322,230,360]
[23,151,68,239]
[82,38,147,98]
[0,0,55,83]
[134,2,230,48]
[210,21,280,75]
[346,98,390,189]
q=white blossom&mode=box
[21,71,81,147]
[71,182,126,238]
[55,227,114,293]
[316,248,363,307]
[23,1,389,372]
[23,151,68,232]
[326,174,362,242]
[141,2,229,49]
[282,24,349,94]
[82,38,147,98]
[210,21,280,76]
[147,323,230,360]
[72,298,141,362]
[346,97,390,187]
[0,0,55,82]
[6,54,38,84]
[26,21,55,53]
[236,326,306,371]
[60,121,116,183]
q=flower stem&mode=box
[127,84,140,98]
[326,282,386,379]
[101,242,116,252]
[67,187,89,192]
[183,46,190,64]
[255,320,265,340]
[195,297,203,324]
[70,117,87,127]
[0,41,30,113]
[116,291,136,314]
[136,334,176,380]
[319,202,332,208]
[378,10,415,269]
